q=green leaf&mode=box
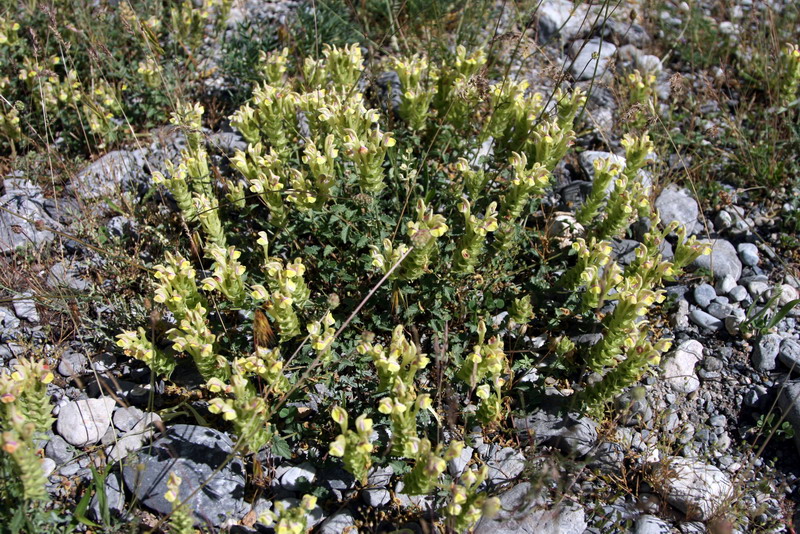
[73,478,101,528]
[389,459,410,475]
[271,435,292,459]
[763,298,800,332]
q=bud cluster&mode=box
[328,405,375,484]
[358,325,431,457]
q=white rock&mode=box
[655,185,699,233]
[650,457,733,520]
[536,0,588,42]
[41,457,57,478]
[113,406,145,432]
[778,284,800,311]
[662,340,702,394]
[569,38,616,81]
[636,54,663,75]
[56,397,117,447]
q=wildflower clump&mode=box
[0,358,55,501]
[111,42,715,531]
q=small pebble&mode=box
[693,283,717,309]
[737,243,759,266]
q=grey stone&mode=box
[122,424,247,527]
[395,480,434,509]
[747,280,770,299]
[656,185,699,233]
[513,408,597,457]
[779,339,800,371]
[448,445,473,478]
[0,306,21,330]
[58,351,88,377]
[0,179,59,253]
[650,457,733,521]
[744,386,767,409]
[728,285,748,302]
[689,309,723,331]
[274,461,316,491]
[590,440,625,471]
[635,514,671,534]
[693,283,716,309]
[484,446,525,484]
[56,397,117,447]
[709,415,726,427]
[693,239,742,281]
[107,413,162,462]
[12,291,39,323]
[59,456,89,477]
[101,426,119,447]
[662,340,702,394]
[706,302,733,320]
[206,131,248,155]
[362,488,391,507]
[318,467,356,500]
[69,150,147,201]
[107,216,137,239]
[737,243,759,266]
[48,261,91,292]
[319,510,358,534]
[716,274,737,295]
[474,482,586,534]
[45,435,74,465]
[569,38,616,81]
[367,465,393,487]
[753,334,782,371]
[113,406,145,432]
[715,210,733,231]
